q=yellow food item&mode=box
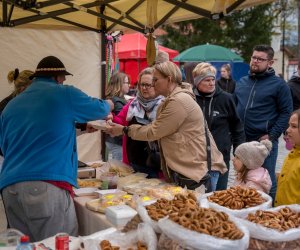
[77,178,101,188]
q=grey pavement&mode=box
[0,136,290,233]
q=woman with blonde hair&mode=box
[0,69,34,113]
[106,61,227,190]
[105,72,130,160]
[217,63,236,93]
[192,62,245,191]
[0,68,33,165]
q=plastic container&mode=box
[100,173,118,190]
[105,204,137,227]
[16,235,33,250]
[0,228,24,247]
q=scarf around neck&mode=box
[127,92,164,122]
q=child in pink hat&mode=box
[232,139,272,194]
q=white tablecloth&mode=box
[74,196,114,236]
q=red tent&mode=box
[117,33,179,85]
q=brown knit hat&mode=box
[235,139,272,169]
[30,56,72,79]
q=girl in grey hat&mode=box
[232,139,272,194]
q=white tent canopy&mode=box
[0,0,274,33]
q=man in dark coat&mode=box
[288,65,300,111]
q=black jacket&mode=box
[194,86,245,162]
[217,77,236,94]
[126,116,160,175]
[0,93,14,113]
[288,75,300,111]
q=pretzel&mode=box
[99,240,120,250]
[146,193,244,240]
[279,207,293,218]
[208,186,265,209]
[169,206,244,240]
[137,241,147,250]
[247,207,300,231]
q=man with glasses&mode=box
[234,45,292,201]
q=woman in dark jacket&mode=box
[193,62,245,190]
[0,69,34,113]
[105,72,130,161]
[0,69,33,158]
[217,64,236,94]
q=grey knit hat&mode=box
[235,139,272,169]
[193,71,215,87]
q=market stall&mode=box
[2,156,300,250]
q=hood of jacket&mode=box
[171,82,195,100]
[247,167,272,193]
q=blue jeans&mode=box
[216,159,230,190]
[209,171,220,191]
[105,142,122,161]
[263,140,278,201]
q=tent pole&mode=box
[100,4,107,161]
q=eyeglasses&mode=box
[138,83,153,89]
[251,56,269,63]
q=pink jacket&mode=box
[233,167,272,194]
[112,101,132,164]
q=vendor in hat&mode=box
[0,55,113,241]
[29,55,73,84]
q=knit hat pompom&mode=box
[235,139,272,170]
[260,139,272,153]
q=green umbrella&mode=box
[173,44,243,62]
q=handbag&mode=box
[172,171,211,191]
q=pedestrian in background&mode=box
[287,64,300,111]
[285,64,300,150]
[0,68,34,113]
[234,45,293,200]
[217,64,236,94]
[0,68,34,169]
[193,62,245,191]
[105,72,130,161]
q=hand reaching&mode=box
[86,123,98,133]
[104,123,124,137]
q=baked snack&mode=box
[208,186,265,209]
